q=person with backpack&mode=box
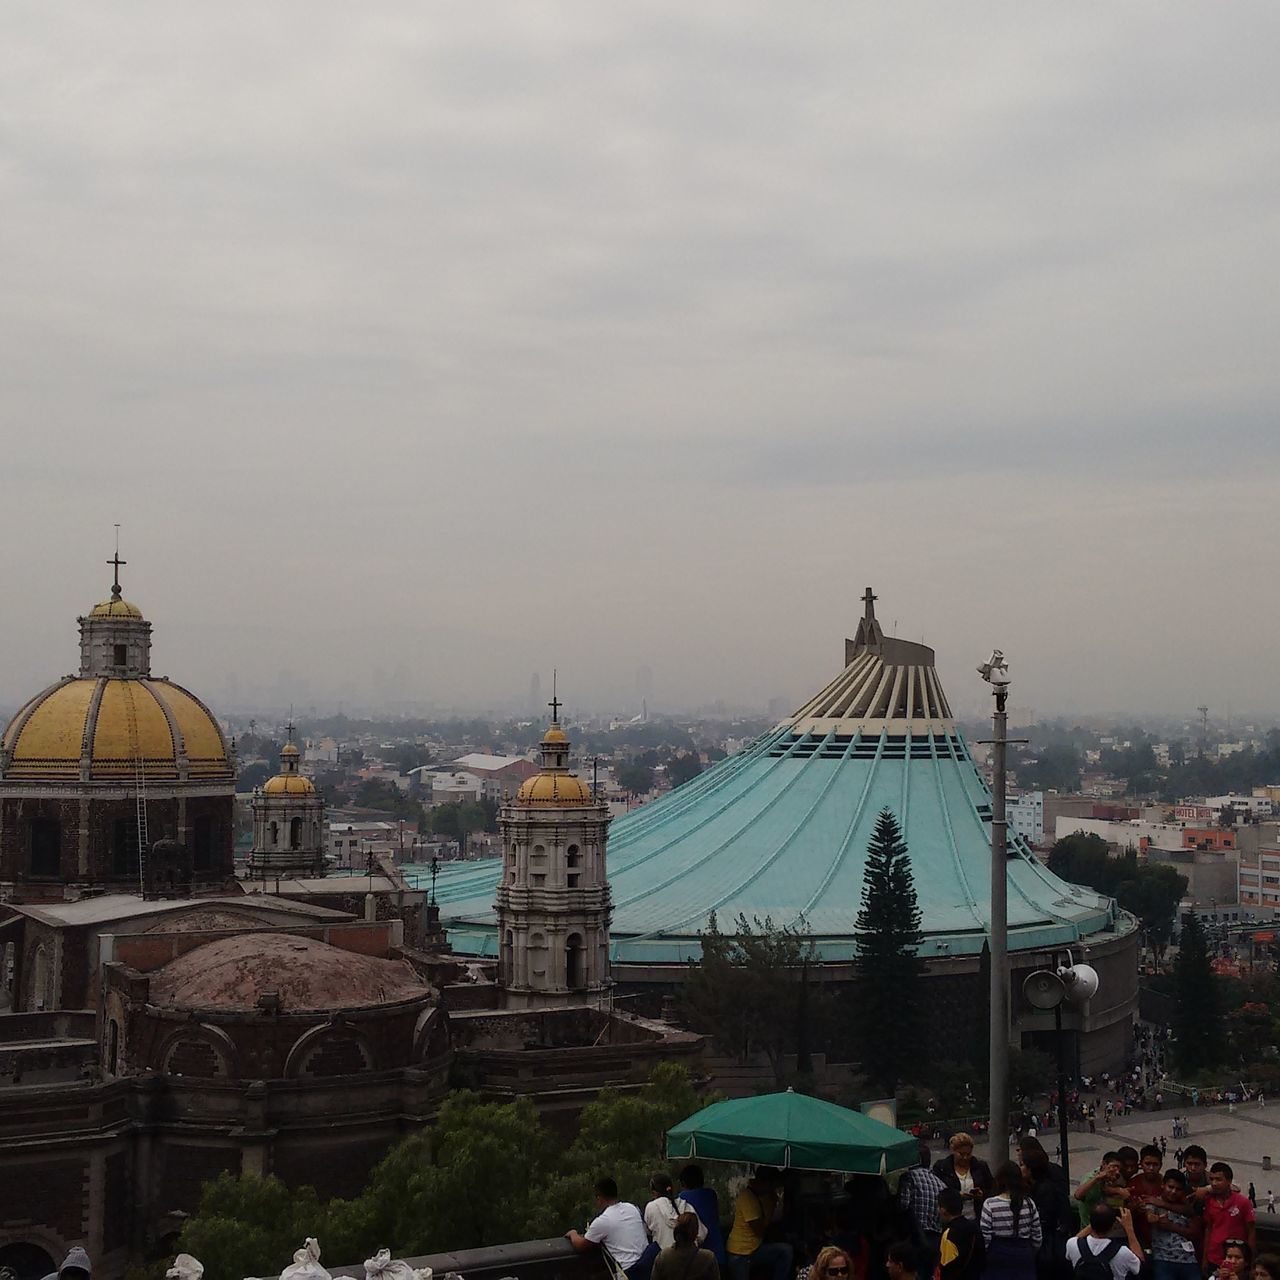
[1065,1205,1142,1280]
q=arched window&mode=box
[565,933,584,990]
[29,816,61,878]
[269,820,279,847]
[567,843,580,866]
[290,817,302,850]
[502,929,514,984]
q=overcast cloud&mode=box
[2,3,1278,720]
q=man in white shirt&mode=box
[568,1177,654,1280]
[1065,1205,1143,1280]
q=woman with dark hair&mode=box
[652,1213,719,1280]
[1252,1254,1280,1280]
[979,1161,1042,1280]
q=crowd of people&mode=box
[568,1130,1276,1280]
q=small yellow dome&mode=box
[263,773,315,796]
[542,725,568,744]
[516,772,593,806]
[88,598,144,620]
[280,742,301,758]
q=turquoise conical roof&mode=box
[430,594,1118,963]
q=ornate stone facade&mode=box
[495,715,612,1008]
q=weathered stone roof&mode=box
[149,933,431,1012]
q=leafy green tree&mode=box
[179,1173,324,1280]
[851,808,924,1094]
[176,1063,710,1272]
[683,911,818,1086]
[1049,834,1186,961]
[666,752,703,788]
[1172,913,1221,1072]
[617,763,655,796]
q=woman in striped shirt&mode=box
[979,1162,1043,1280]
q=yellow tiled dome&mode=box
[1,677,231,781]
[88,597,144,619]
[542,725,568,745]
[262,773,315,796]
[516,772,594,806]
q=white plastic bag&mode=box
[167,1256,204,1280]
[281,1239,331,1280]
[363,1250,428,1280]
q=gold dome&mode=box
[88,597,144,619]
[2,677,232,782]
[280,742,301,758]
[542,725,568,745]
[263,773,315,796]
[516,772,594,806]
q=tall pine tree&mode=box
[1171,912,1221,1072]
[852,808,924,1094]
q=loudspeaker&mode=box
[1060,963,1100,1004]
[1022,969,1065,1010]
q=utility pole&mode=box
[979,650,1012,1163]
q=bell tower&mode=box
[495,690,612,1008]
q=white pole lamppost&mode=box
[979,650,1012,1162]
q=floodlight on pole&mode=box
[979,648,1011,1166]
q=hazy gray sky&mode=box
[3,4,1278,719]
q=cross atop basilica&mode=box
[862,586,878,622]
[548,670,562,724]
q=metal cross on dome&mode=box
[108,525,127,599]
[548,669,562,724]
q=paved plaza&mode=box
[971,1101,1280,1193]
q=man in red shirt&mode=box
[1202,1161,1256,1270]
[1127,1145,1165,1250]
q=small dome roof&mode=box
[88,597,144,619]
[280,742,301,758]
[263,773,315,796]
[2,676,231,781]
[542,725,568,745]
[516,772,594,806]
[149,933,430,1011]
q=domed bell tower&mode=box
[495,691,612,1009]
[249,726,326,880]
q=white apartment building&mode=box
[1008,791,1045,844]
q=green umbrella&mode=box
[666,1088,919,1176]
